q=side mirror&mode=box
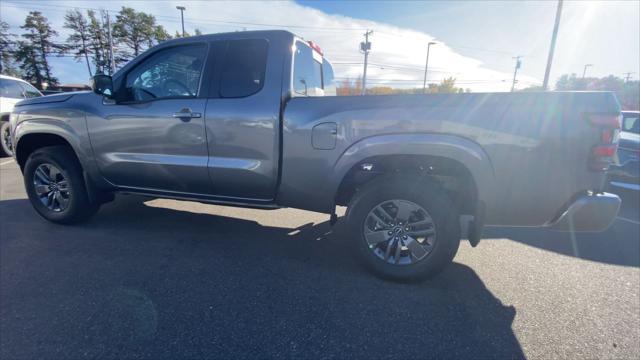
[91,74,114,98]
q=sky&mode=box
[1,0,638,92]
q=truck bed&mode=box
[280,91,621,226]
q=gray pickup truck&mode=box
[10,30,622,281]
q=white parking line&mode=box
[617,216,640,225]
[0,159,14,166]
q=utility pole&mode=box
[542,0,563,90]
[582,64,593,78]
[176,6,186,37]
[106,11,115,75]
[422,41,437,93]
[510,56,522,92]
[623,72,635,82]
[360,30,373,96]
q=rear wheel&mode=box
[24,146,99,224]
[346,176,460,281]
[1,121,13,157]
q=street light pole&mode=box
[542,0,563,90]
[422,41,436,93]
[176,6,186,37]
[511,56,522,92]
[582,64,593,78]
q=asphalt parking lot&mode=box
[1,158,639,359]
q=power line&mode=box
[332,62,450,73]
[2,1,367,32]
[335,77,510,84]
[3,0,544,89]
[4,0,547,58]
[375,31,527,58]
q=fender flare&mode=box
[329,133,496,208]
[13,117,110,188]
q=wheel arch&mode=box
[13,116,92,169]
[15,132,79,170]
[331,134,496,216]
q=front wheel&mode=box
[24,146,99,224]
[1,121,13,157]
[346,176,461,282]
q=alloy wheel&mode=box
[363,199,436,265]
[33,163,71,212]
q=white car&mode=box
[0,74,43,157]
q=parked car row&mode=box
[0,74,43,157]
[608,111,640,191]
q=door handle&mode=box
[172,108,201,121]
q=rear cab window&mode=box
[292,41,330,97]
[322,59,336,96]
[219,39,269,98]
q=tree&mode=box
[64,9,93,76]
[113,7,171,64]
[19,11,61,88]
[15,41,42,86]
[153,25,172,43]
[174,28,202,38]
[428,77,465,93]
[337,76,363,96]
[518,85,544,92]
[0,21,21,76]
[555,73,639,110]
[367,86,395,95]
[86,10,116,74]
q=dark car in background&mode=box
[609,111,639,191]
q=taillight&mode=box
[586,113,621,171]
[592,145,617,157]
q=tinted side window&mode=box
[125,44,207,102]
[0,79,25,99]
[219,39,268,98]
[293,42,323,96]
[19,82,42,98]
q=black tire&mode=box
[346,175,461,282]
[0,121,12,157]
[24,146,99,224]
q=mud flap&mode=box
[467,203,485,247]
[83,171,114,205]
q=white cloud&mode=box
[1,0,541,91]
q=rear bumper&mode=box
[545,192,621,232]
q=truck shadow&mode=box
[482,222,639,267]
[0,197,524,359]
[481,189,640,267]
